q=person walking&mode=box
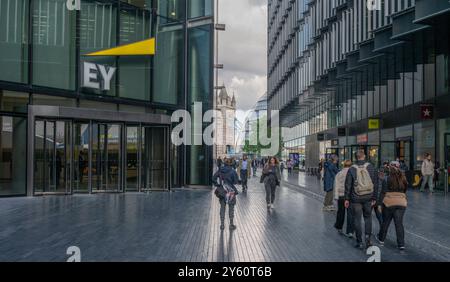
[318,159,324,180]
[280,160,285,175]
[251,158,258,176]
[344,150,379,250]
[212,158,240,230]
[287,159,293,175]
[420,153,435,194]
[334,160,354,237]
[261,157,281,210]
[238,155,251,192]
[323,155,339,211]
[377,161,408,251]
[216,156,223,170]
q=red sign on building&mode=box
[421,104,434,120]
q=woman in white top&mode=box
[334,160,354,237]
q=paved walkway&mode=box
[0,172,448,262]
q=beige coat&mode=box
[421,159,434,176]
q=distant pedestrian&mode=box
[287,159,293,175]
[344,150,378,250]
[212,158,240,230]
[280,161,285,174]
[318,159,324,180]
[334,160,354,237]
[261,157,281,210]
[238,155,251,192]
[323,155,339,211]
[377,162,408,251]
[420,153,435,194]
[251,158,258,176]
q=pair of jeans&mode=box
[253,167,257,176]
[420,175,434,192]
[323,191,334,207]
[352,201,373,244]
[334,198,354,234]
[379,205,406,247]
[219,198,235,224]
[240,170,248,189]
[264,181,277,205]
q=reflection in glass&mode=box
[0,116,27,195]
[74,122,89,192]
[126,126,139,191]
[188,0,213,19]
[32,0,75,90]
[0,0,28,83]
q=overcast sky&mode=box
[218,0,267,114]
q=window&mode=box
[32,0,76,90]
[158,0,185,24]
[118,6,153,101]
[153,27,184,105]
[188,0,213,19]
[32,94,76,107]
[0,0,28,83]
[0,91,29,113]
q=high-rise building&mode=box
[0,0,215,196]
[268,0,450,190]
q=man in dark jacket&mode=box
[344,149,378,249]
[212,158,240,230]
[323,155,339,211]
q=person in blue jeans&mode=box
[323,155,339,211]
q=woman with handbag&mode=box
[377,161,408,250]
[261,157,281,210]
[212,158,240,230]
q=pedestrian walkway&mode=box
[282,170,450,261]
[0,174,446,262]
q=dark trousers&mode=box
[334,198,354,234]
[240,170,248,189]
[265,182,277,204]
[219,198,235,224]
[374,205,383,231]
[379,206,406,247]
[352,201,373,244]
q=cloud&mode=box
[218,0,267,111]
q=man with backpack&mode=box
[344,150,379,250]
[212,158,240,230]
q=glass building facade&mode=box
[0,0,214,196]
[269,0,450,191]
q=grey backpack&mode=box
[353,163,374,196]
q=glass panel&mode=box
[152,127,167,189]
[73,122,89,192]
[414,121,435,171]
[126,126,139,191]
[34,120,45,193]
[153,28,184,104]
[187,24,212,185]
[55,121,70,193]
[79,0,117,96]
[0,116,27,196]
[381,142,396,164]
[158,0,185,24]
[404,72,413,106]
[0,91,29,113]
[118,5,152,100]
[424,63,436,100]
[188,0,213,19]
[0,0,29,83]
[32,0,76,90]
[436,54,450,97]
[45,121,55,191]
[396,73,403,108]
[32,94,77,107]
[107,124,121,191]
[414,65,423,103]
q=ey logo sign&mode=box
[82,38,156,90]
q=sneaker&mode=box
[220,224,225,230]
[337,229,344,235]
[322,206,330,211]
[376,235,385,246]
[229,224,237,230]
[344,233,354,239]
[355,243,364,250]
[267,204,271,210]
[399,246,405,251]
[327,206,336,211]
[271,204,275,209]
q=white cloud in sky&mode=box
[218,0,268,116]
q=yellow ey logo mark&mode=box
[86,38,156,56]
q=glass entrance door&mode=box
[73,122,89,192]
[141,127,169,191]
[92,123,123,192]
[34,120,72,194]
